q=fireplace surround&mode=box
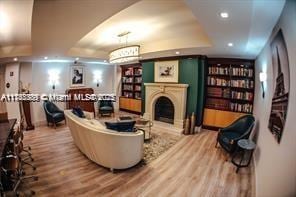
[143,83,188,134]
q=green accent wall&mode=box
[141,61,154,114]
[179,58,199,116]
[141,57,205,126]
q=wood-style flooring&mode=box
[20,125,254,196]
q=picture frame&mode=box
[70,65,85,87]
[154,60,179,83]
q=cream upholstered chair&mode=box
[64,110,144,171]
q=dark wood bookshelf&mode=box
[120,63,142,114]
[203,58,255,129]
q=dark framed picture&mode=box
[70,65,85,87]
[268,29,290,144]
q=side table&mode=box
[135,118,153,141]
[231,139,256,173]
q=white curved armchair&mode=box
[64,110,144,171]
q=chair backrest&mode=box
[230,115,255,135]
[99,100,113,108]
[44,101,60,113]
[105,121,136,132]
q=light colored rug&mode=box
[142,132,180,164]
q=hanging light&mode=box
[109,31,140,64]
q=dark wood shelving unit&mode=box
[119,64,142,114]
[203,58,255,129]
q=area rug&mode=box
[142,132,181,165]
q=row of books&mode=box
[207,77,229,86]
[123,92,133,98]
[208,66,253,77]
[231,91,253,101]
[134,77,142,83]
[208,67,229,75]
[122,77,133,83]
[231,79,254,89]
[207,87,230,98]
[134,68,142,75]
[134,85,141,91]
[123,84,133,91]
[230,103,253,113]
[206,98,229,110]
[231,67,253,77]
[123,68,133,76]
[135,92,141,99]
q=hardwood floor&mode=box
[20,125,254,196]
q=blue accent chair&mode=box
[216,115,255,153]
[43,101,65,128]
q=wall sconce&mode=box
[48,69,60,90]
[259,72,267,98]
[93,70,102,87]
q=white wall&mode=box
[253,1,296,196]
[19,62,115,125]
[5,63,20,120]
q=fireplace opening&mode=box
[154,96,174,124]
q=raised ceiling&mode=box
[68,0,212,59]
[0,0,286,62]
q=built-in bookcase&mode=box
[119,64,142,114]
[203,58,255,129]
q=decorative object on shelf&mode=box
[154,60,179,83]
[190,112,196,134]
[109,31,140,64]
[268,29,290,144]
[70,64,85,87]
[259,72,267,98]
[184,115,190,135]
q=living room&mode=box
[0,0,295,196]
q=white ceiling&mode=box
[0,0,33,58]
[0,0,287,63]
[69,0,211,58]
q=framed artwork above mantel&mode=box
[154,60,179,83]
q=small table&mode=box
[135,118,153,141]
[231,139,256,173]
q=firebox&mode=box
[154,96,174,124]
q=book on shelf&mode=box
[207,77,230,86]
[230,79,254,89]
[207,87,230,98]
[206,98,229,110]
[123,84,133,91]
[230,103,253,113]
[134,68,142,75]
[231,91,253,101]
[124,68,134,76]
[208,66,229,75]
[135,92,141,99]
[134,77,142,83]
[134,85,141,91]
[123,92,133,98]
[231,66,253,77]
[122,77,133,83]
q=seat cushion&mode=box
[220,132,241,144]
[100,106,113,111]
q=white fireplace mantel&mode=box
[143,83,188,134]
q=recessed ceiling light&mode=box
[175,51,180,55]
[220,12,229,18]
[13,57,18,61]
[75,57,79,61]
[228,43,233,47]
[44,56,48,60]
